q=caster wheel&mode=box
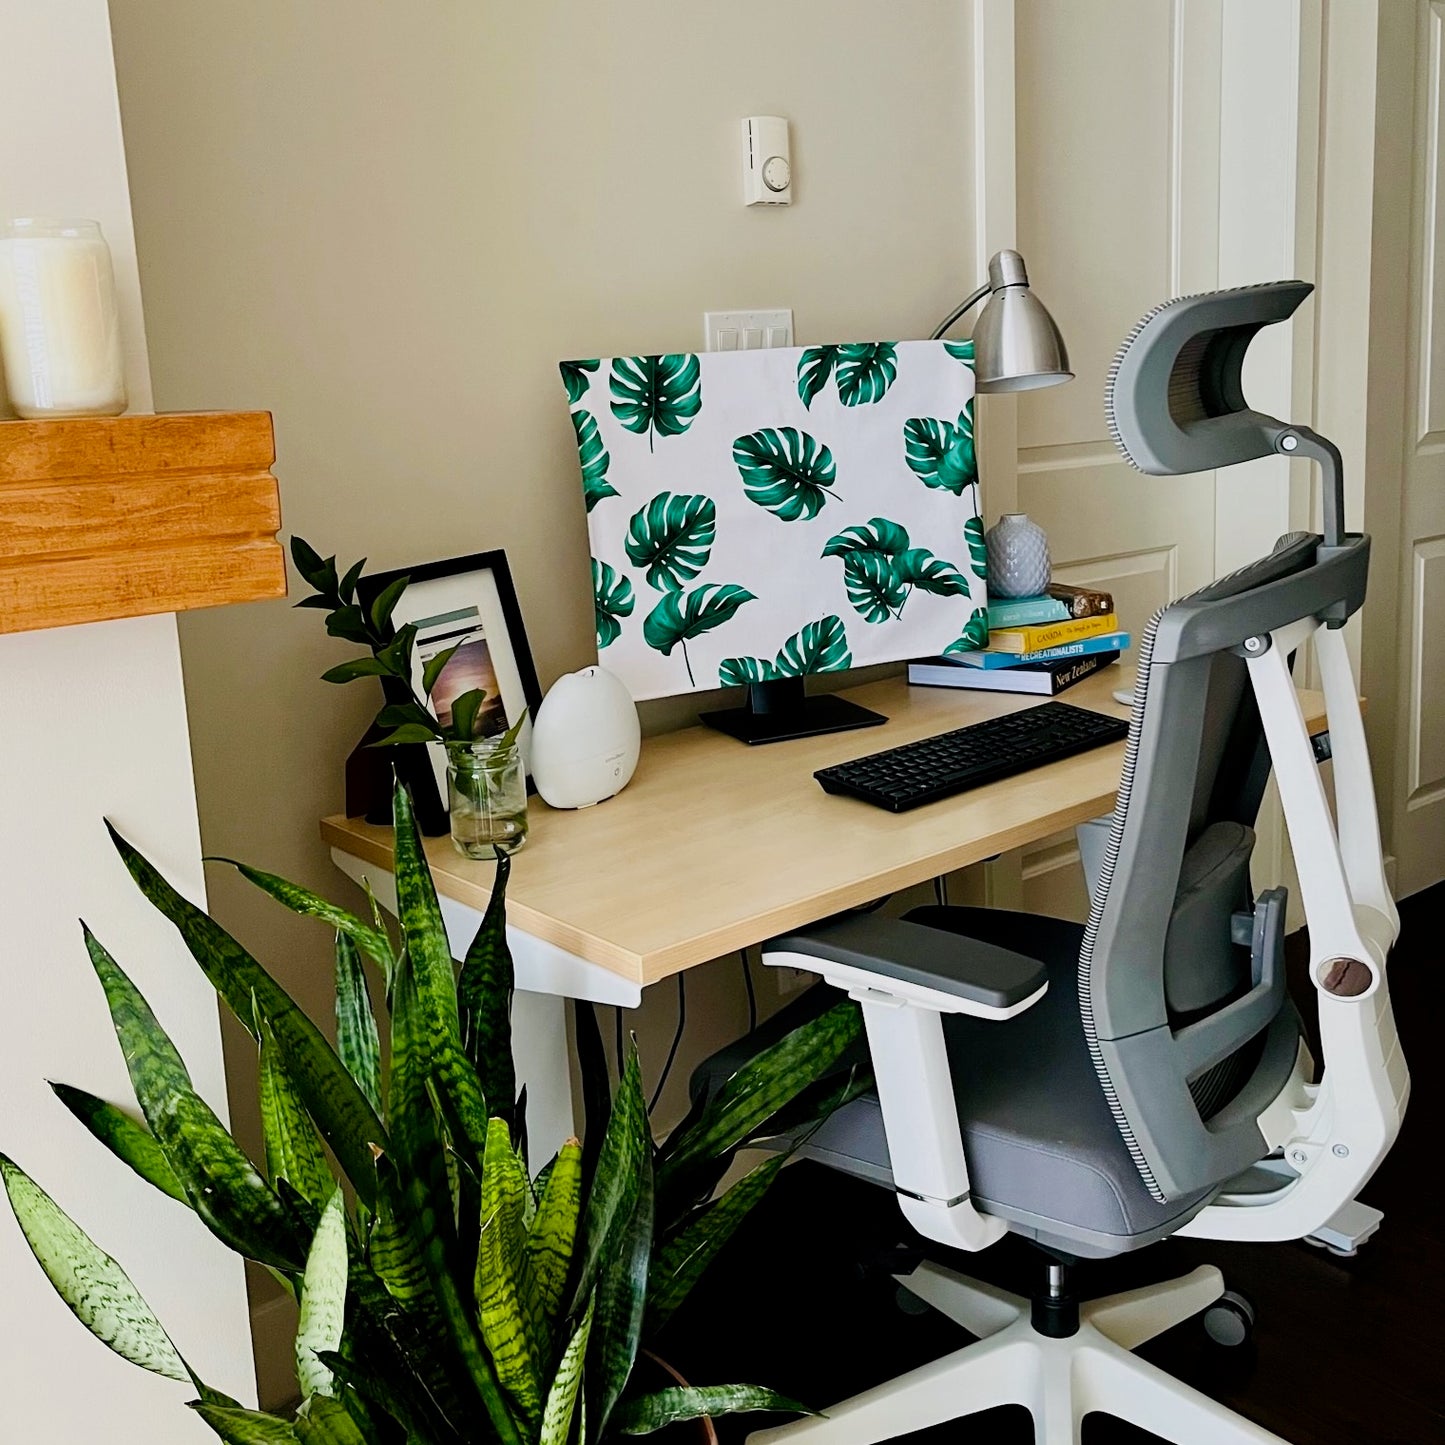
[894,1284,932,1317]
[1203,1290,1256,1348]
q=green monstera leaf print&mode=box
[835,343,898,406]
[821,517,910,561]
[776,614,852,675]
[733,427,838,522]
[943,339,975,368]
[625,492,716,592]
[718,656,780,687]
[963,514,989,583]
[644,583,756,687]
[571,409,617,512]
[944,610,991,654]
[903,411,976,495]
[824,518,970,622]
[560,358,599,405]
[796,345,840,409]
[893,548,968,597]
[842,551,907,623]
[592,558,634,649]
[609,353,702,451]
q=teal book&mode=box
[985,594,1070,629]
[944,631,1131,669]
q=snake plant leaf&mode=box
[590,1139,653,1440]
[260,1021,334,1212]
[820,517,910,560]
[0,1153,192,1382]
[904,414,975,494]
[295,1191,349,1400]
[963,513,989,583]
[733,427,838,522]
[559,358,600,405]
[774,615,852,676]
[374,1154,525,1445]
[49,1083,188,1205]
[796,344,840,410]
[835,342,897,406]
[572,1049,647,1313]
[717,656,779,687]
[624,493,716,593]
[540,1292,594,1445]
[656,1000,862,1194]
[610,1385,812,1436]
[333,934,383,1117]
[294,1396,369,1445]
[643,585,756,685]
[609,354,702,451]
[107,824,387,1206]
[571,410,618,513]
[646,1154,785,1336]
[521,1138,582,1361]
[892,548,969,598]
[842,551,907,624]
[592,560,635,650]
[476,1120,542,1425]
[83,927,303,1271]
[191,1405,300,1444]
[943,338,975,366]
[314,1347,451,1445]
[944,610,991,654]
[457,845,517,1132]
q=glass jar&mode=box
[447,737,528,857]
[0,218,127,418]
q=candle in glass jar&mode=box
[0,218,127,418]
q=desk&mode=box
[322,671,1329,1149]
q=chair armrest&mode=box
[765,913,1048,1020]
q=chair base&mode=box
[750,1261,1289,1445]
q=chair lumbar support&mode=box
[750,1259,1287,1445]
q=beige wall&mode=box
[1,1,254,1435]
[107,0,977,1395]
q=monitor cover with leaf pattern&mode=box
[561,340,988,701]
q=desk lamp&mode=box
[696,249,1074,744]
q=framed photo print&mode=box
[362,550,543,799]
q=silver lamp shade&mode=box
[972,250,1073,393]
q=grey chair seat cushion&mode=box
[694,906,1218,1252]
[913,906,1217,1244]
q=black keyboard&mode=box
[815,701,1130,813]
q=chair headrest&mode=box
[1105,280,1312,477]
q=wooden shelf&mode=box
[0,411,286,635]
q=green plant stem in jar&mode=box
[447,736,528,856]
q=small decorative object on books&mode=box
[0,218,127,418]
[1047,581,1114,617]
[561,341,992,708]
[292,540,542,850]
[984,512,1051,598]
[531,665,642,809]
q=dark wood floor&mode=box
[658,884,1445,1444]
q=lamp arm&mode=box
[929,282,992,341]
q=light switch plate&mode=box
[704,308,793,352]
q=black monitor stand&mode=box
[700,676,887,746]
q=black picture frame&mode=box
[359,549,543,798]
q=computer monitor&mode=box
[560,340,989,743]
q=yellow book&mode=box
[987,612,1120,654]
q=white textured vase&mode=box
[985,513,1051,598]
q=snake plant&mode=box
[2,777,868,1443]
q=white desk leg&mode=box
[329,848,644,1168]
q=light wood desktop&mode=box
[322,668,1329,988]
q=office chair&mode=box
[698,282,1408,1443]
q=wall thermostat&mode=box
[742,116,792,206]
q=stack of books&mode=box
[912,583,1129,695]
